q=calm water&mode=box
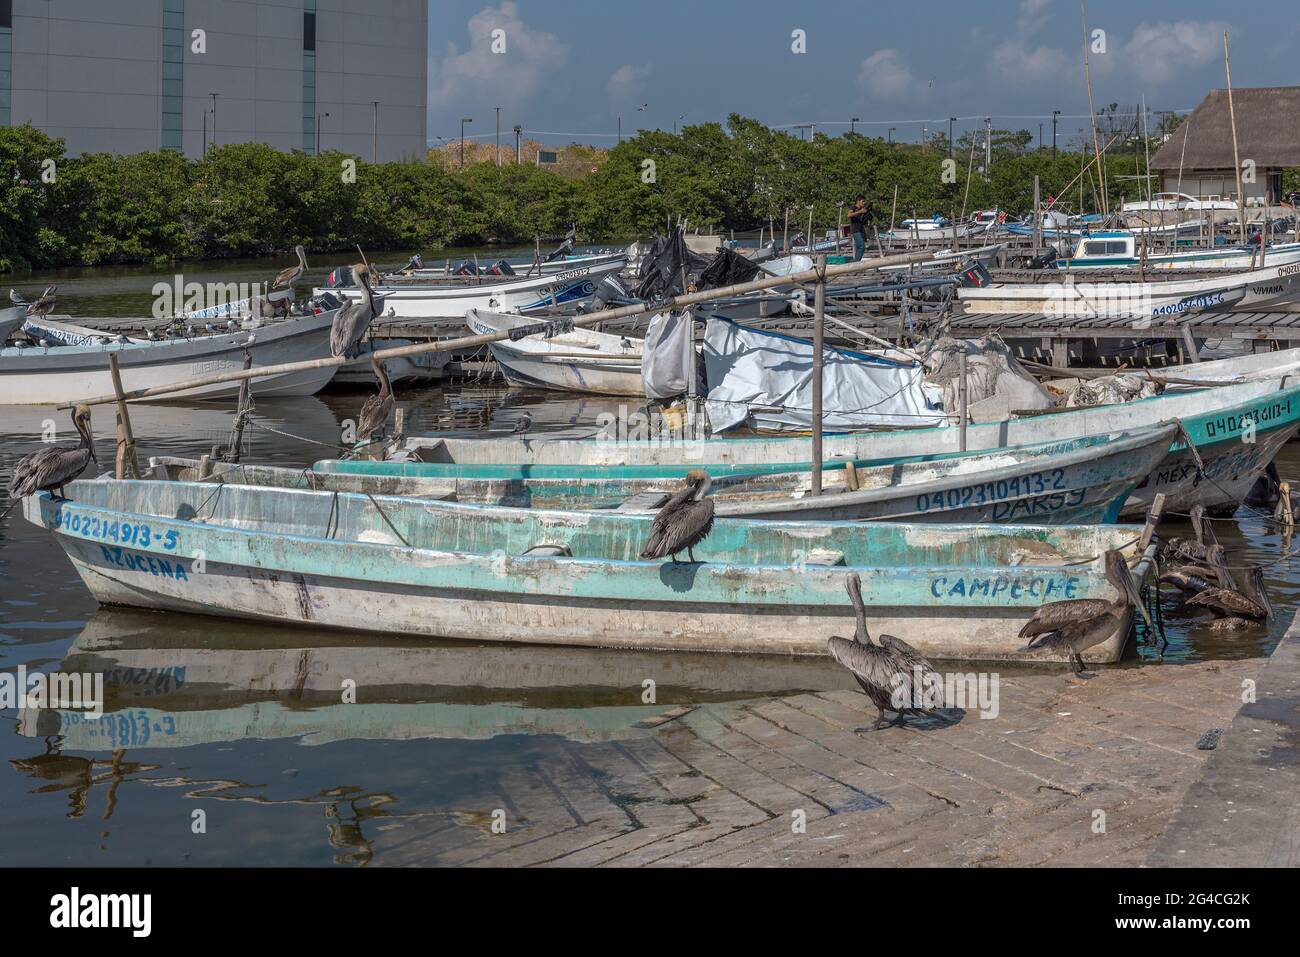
[1,258,1296,866]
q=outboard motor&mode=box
[402,254,424,272]
[453,260,479,276]
[487,259,516,276]
[956,262,993,287]
[1024,247,1059,270]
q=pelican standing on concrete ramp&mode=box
[1021,549,1151,675]
[330,264,377,358]
[639,469,714,563]
[5,405,96,510]
[827,573,945,731]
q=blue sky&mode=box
[426,0,1296,148]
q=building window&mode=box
[0,0,10,127]
[302,2,317,152]
[0,1,11,30]
[161,0,185,150]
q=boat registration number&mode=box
[914,468,1067,513]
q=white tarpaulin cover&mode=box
[702,318,945,432]
[641,309,692,401]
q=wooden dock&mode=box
[365,655,1266,867]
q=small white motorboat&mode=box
[466,308,644,396]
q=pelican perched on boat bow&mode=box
[640,469,714,563]
[6,405,96,506]
[20,285,57,319]
[356,356,394,441]
[273,245,308,290]
[1184,563,1272,631]
[1020,550,1151,675]
[827,573,944,731]
[330,264,377,358]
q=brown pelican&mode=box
[1160,505,1218,564]
[1184,564,1272,631]
[273,245,308,289]
[1158,543,1232,596]
[330,264,377,357]
[640,469,714,563]
[1020,549,1152,675]
[22,285,57,319]
[826,573,943,731]
[6,405,96,502]
[356,356,394,441]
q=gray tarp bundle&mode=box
[923,337,1054,413]
[701,318,945,432]
[642,310,693,401]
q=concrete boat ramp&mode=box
[367,647,1283,867]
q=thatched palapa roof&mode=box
[1150,87,1300,170]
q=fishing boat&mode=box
[1120,192,1238,213]
[390,250,630,282]
[335,338,449,387]
[1054,232,1300,271]
[0,305,25,343]
[352,378,1300,518]
[152,425,1177,524]
[883,215,974,243]
[0,310,341,404]
[315,256,628,319]
[958,259,1300,315]
[466,308,644,396]
[20,481,1153,662]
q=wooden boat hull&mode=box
[188,426,1176,525]
[467,308,644,396]
[23,483,1151,663]
[0,311,340,404]
[959,260,1300,315]
[315,258,627,319]
[368,379,1300,516]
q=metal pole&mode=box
[811,254,826,496]
[1052,110,1059,159]
[495,106,501,166]
[958,349,968,452]
[985,115,992,174]
[948,117,955,158]
[514,125,522,163]
[372,101,379,162]
[210,93,218,148]
[1032,175,1042,255]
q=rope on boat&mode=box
[365,493,410,548]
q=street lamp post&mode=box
[887,127,895,143]
[209,92,219,149]
[674,113,685,135]
[850,116,860,135]
[514,125,522,164]
[1052,110,1060,159]
[495,106,501,166]
[948,116,955,158]
[372,101,379,162]
[460,117,472,167]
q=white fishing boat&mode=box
[1121,192,1238,213]
[315,256,628,319]
[0,311,340,404]
[335,338,449,387]
[392,250,630,281]
[958,259,1300,315]
[466,308,644,396]
[884,215,974,243]
[1055,232,1300,271]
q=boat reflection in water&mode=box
[13,609,845,862]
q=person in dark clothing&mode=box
[848,194,874,260]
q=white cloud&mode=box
[428,2,568,110]
[607,63,653,102]
[990,40,1069,85]
[857,49,926,102]
[1016,0,1054,36]
[1124,20,1230,85]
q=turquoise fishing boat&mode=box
[22,480,1153,662]
[152,425,1177,525]
[319,378,1300,518]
